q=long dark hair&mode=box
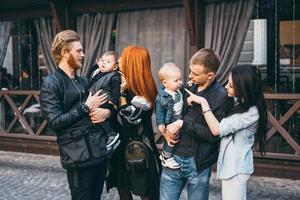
[230,65,268,155]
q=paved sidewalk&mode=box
[0,151,299,200]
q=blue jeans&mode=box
[160,155,211,200]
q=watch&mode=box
[81,104,89,114]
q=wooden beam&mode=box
[183,0,205,55]
[195,0,205,49]
[0,5,51,22]
[6,95,32,133]
[266,100,300,141]
[0,137,58,156]
[267,111,300,154]
[264,93,300,100]
[50,0,70,32]
[253,160,300,180]
[0,0,182,23]
[183,0,196,52]
[70,0,182,14]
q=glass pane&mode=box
[279,20,300,93]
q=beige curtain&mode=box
[0,22,12,67]
[77,12,116,76]
[34,18,57,73]
[205,0,255,84]
[115,7,190,86]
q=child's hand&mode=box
[158,125,166,135]
[96,58,102,68]
[185,88,210,110]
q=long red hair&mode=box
[120,45,157,107]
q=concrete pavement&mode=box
[0,151,299,200]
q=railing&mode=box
[257,93,300,160]
[0,90,55,141]
[0,90,300,161]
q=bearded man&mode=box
[40,30,112,200]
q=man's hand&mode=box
[89,108,111,123]
[85,90,107,110]
[164,129,179,147]
[119,71,127,94]
[162,120,183,146]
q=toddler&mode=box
[156,63,183,169]
[90,51,121,150]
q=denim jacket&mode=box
[217,106,259,179]
[156,85,180,125]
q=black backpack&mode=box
[124,136,160,196]
[125,138,151,171]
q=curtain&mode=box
[204,0,255,84]
[77,13,115,76]
[115,7,190,86]
[34,18,57,73]
[0,22,12,67]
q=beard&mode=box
[68,54,82,70]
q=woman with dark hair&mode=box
[185,65,267,200]
[106,45,160,200]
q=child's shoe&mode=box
[159,154,180,169]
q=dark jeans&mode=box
[67,161,107,200]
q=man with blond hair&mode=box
[41,30,112,199]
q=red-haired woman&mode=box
[106,46,160,200]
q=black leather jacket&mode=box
[40,68,91,135]
[41,68,113,169]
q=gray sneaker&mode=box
[159,154,180,169]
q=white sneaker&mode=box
[159,154,180,169]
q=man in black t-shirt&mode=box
[159,48,233,200]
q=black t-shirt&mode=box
[175,88,205,156]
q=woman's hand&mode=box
[185,88,210,110]
[89,108,111,123]
[185,89,221,135]
[85,90,108,110]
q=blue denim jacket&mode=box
[217,106,259,179]
[155,85,179,125]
